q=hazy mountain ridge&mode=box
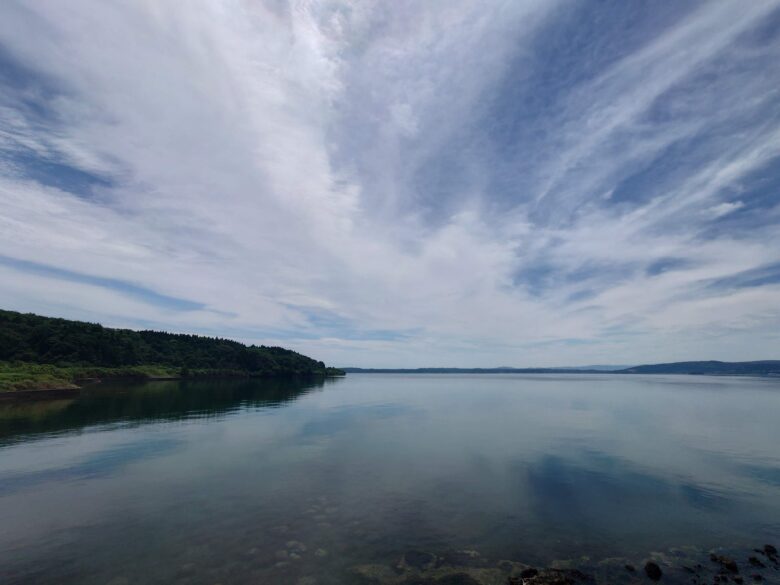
[343,361,780,376]
[618,360,780,375]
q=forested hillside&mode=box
[0,309,342,377]
[617,361,780,375]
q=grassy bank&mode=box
[0,363,175,393]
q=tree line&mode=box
[0,309,342,376]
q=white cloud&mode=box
[0,0,779,367]
[707,201,745,219]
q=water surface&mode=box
[1,374,779,584]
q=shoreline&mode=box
[0,369,346,400]
[0,386,82,401]
[349,543,780,585]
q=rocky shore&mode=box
[223,496,780,585]
[58,494,779,585]
[351,544,779,585]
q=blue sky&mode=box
[1,0,779,367]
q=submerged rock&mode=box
[352,544,780,585]
[764,545,777,557]
[435,574,481,585]
[710,554,739,573]
[401,551,438,571]
[550,558,584,570]
[545,569,593,584]
[520,568,539,579]
[509,568,594,585]
[286,540,307,553]
[644,561,663,581]
[352,563,402,583]
[355,561,526,585]
[749,557,765,568]
[437,550,486,569]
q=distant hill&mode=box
[0,309,344,380]
[551,364,633,371]
[343,361,780,376]
[616,361,780,375]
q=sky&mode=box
[1,0,780,368]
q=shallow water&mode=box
[1,373,779,584]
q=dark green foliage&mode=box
[0,309,343,377]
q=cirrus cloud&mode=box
[1,0,779,367]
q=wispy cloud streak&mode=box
[0,0,779,366]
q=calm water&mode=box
[1,374,779,584]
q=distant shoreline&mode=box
[341,361,780,377]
